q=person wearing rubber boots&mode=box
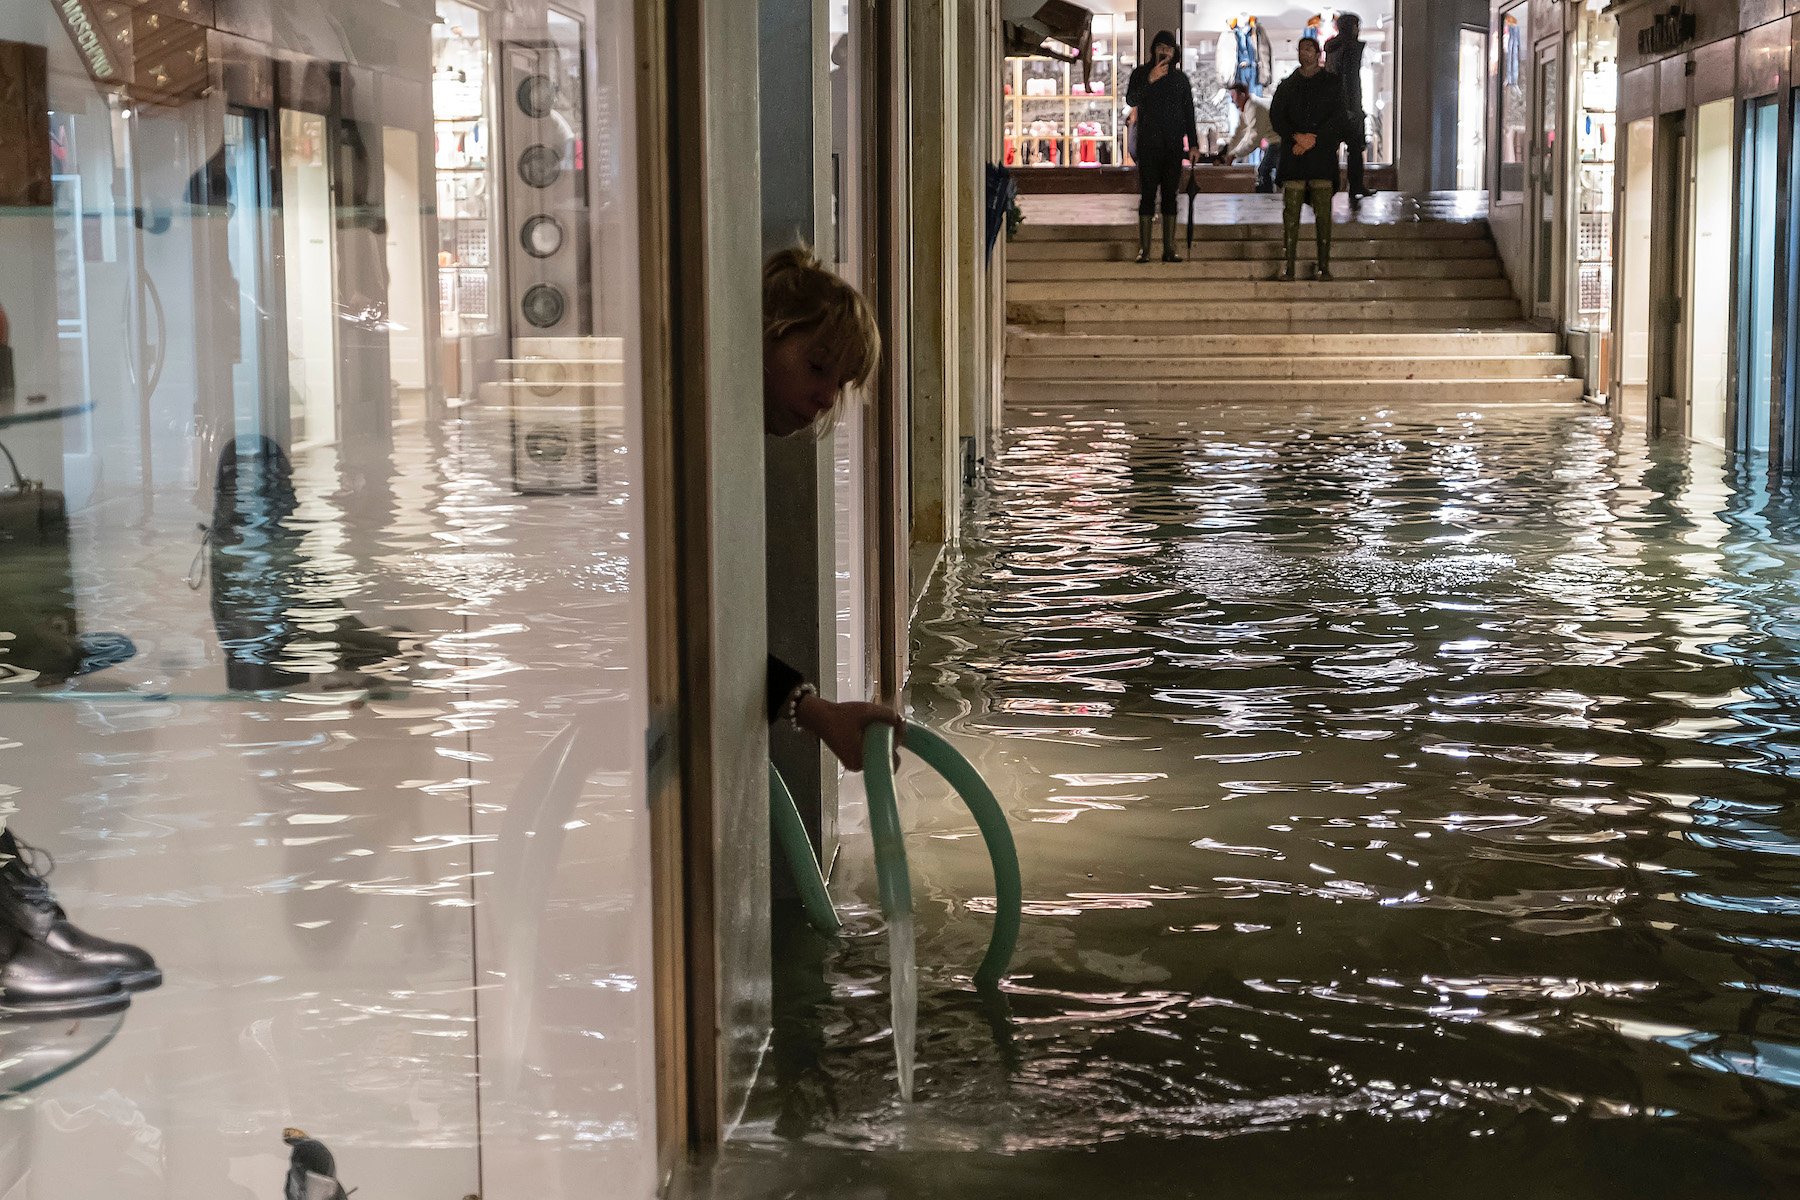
[1269,36,1349,281]
[1124,30,1199,264]
[760,247,904,772]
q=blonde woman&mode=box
[761,248,903,771]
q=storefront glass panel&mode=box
[1619,117,1655,416]
[1738,97,1779,455]
[1571,9,1616,334]
[0,1,659,1197]
[1457,27,1487,190]
[830,0,869,712]
[1688,98,1735,449]
[1497,3,1530,200]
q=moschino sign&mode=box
[1638,5,1698,56]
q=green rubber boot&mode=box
[1136,216,1152,264]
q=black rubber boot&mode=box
[0,831,162,992]
[1161,217,1182,263]
[1280,185,1302,281]
[1136,217,1152,264]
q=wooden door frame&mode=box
[633,0,709,1176]
[869,0,912,706]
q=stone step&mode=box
[1015,221,1488,243]
[1005,354,1578,381]
[1009,238,1495,262]
[1008,328,1563,356]
[1008,278,1517,303]
[1008,257,1506,282]
[1010,298,1525,326]
[1003,376,1587,404]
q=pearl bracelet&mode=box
[783,683,819,732]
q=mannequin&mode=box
[1215,12,1274,94]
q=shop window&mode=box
[1497,3,1529,200]
[1687,98,1735,448]
[0,1,660,1194]
[1737,97,1778,455]
[1619,117,1655,412]
[1456,28,1487,190]
[1572,11,1616,334]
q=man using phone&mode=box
[1124,30,1199,264]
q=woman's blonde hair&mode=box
[763,246,882,391]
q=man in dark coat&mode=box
[1324,12,1374,201]
[1269,36,1349,280]
[1124,30,1199,263]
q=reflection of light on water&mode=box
[746,406,1800,1182]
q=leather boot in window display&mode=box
[0,829,161,993]
[0,915,128,1020]
[283,1129,353,1200]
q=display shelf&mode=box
[1004,16,1134,169]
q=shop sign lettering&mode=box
[51,0,122,82]
[1638,5,1697,56]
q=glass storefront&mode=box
[1456,26,1487,190]
[0,0,659,1195]
[1570,8,1615,335]
[1497,3,1529,200]
[1688,97,1735,449]
[1738,96,1779,455]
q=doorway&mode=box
[1687,97,1735,449]
[1530,44,1562,318]
[1456,27,1487,190]
[1650,110,1689,437]
[1737,96,1778,455]
[279,108,339,449]
[1618,117,1654,420]
[382,127,430,415]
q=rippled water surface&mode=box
[724,403,1800,1198]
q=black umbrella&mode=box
[1184,161,1202,251]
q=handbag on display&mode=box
[0,442,66,543]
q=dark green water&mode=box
[707,403,1800,1199]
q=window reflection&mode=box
[0,0,655,1192]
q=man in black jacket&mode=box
[1324,12,1374,201]
[1124,30,1199,264]
[1270,37,1348,280]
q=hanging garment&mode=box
[1503,16,1521,89]
[1302,16,1323,41]
[1216,18,1275,93]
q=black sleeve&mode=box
[1124,65,1149,109]
[1324,74,1350,146]
[767,654,805,722]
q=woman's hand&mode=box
[1149,61,1169,84]
[795,694,904,772]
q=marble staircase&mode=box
[1004,215,1583,405]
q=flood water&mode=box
[716,403,1800,1198]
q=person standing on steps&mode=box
[1269,37,1348,282]
[1214,82,1280,195]
[1124,30,1198,264]
[1324,12,1375,204]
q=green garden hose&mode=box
[863,724,1022,990]
[769,764,841,934]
